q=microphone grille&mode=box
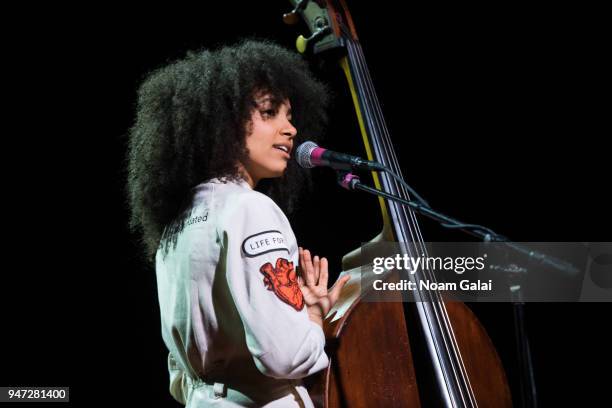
[295,141,319,168]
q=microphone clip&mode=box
[337,171,361,191]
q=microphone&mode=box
[295,141,385,171]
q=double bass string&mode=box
[345,38,435,295]
[357,41,477,406]
[352,40,477,405]
[345,39,436,294]
[345,37,477,405]
[345,36,460,375]
[344,37,448,336]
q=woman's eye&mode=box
[261,109,276,118]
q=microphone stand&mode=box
[336,171,578,276]
[336,171,579,408]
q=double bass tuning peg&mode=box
[296,24,331,54]
[284,1,332,54]
[283,0,310,25]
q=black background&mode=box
[2,1,610,406]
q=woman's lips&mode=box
[273,145,291,159]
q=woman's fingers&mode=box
[302,249,316,286]
[298,249,350,316]
[319,257,329,289]
[298,247,305,285]
[328,275,351,305]
[299,247,331,290]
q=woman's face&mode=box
[241,93,297,187]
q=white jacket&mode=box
[155,178,328,407]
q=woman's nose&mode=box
[282,119,297,138]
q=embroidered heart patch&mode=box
[259,258,304,311]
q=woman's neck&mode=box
[236,163,257,188]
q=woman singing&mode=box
[126,39,350,407]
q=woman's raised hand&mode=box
[298,247,351,327]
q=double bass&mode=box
[283,1,513,406]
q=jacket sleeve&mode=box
[167,353,187,405]
[218,193,329,379]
